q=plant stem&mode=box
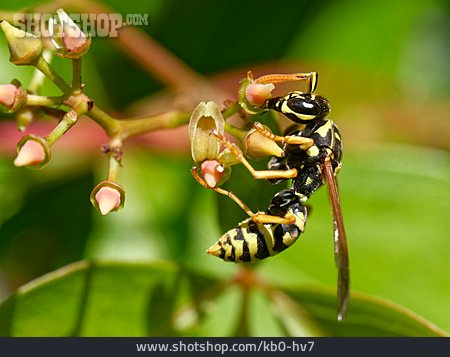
[222,101,241,119]
[120,110,191,139]
[26,95,64,107]
[34,56,71,93]
[87,105,122,136]
[225,123,247,141]
[71,58,82,93]
[46,110,79,146]
[28,50,53,94]
[233,284,250,336]
[107,154,121,182]
[222,101,247,139]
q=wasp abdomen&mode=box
[207,205,307,263]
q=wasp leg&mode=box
[211,130,298,180]
[254,72,318,93]
[252,122,314,150]
[251,212,296,225]
[192,166,296,225]
[192,166,254,217]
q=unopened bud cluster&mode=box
[1,10,124,215]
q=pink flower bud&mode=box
[95,186,121,215]
[55,9,91,58]
[0,84,18,108]
[90,181,125,215]
[245,83,275,107]
[14,135,51,168]
[238,73,274,115]
[201,160,225,188]
[14,140,46,167]
[0,80,26,113]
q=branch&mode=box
[34,56,71,93]
[119,110,191,139]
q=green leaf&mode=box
[0,168,94,286]
[0,261,447,337]
[0,261,178,336]
[277,287,448,337]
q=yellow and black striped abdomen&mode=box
[207,206,307,263]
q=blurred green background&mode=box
[0,0,449,336]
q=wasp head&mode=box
[266,92,330,124]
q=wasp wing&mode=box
[323,159,350,321]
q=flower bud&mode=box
[14,135,51,168]
[217,148,241,167]
[54,9,91,58]
[200,160,225,188]
[0,84,17,108]
[245,83,275,107]
[16,106,39,132]
[238,71,274,115]
[90,181,125,215]
[0,80,27,113]
[0,21,43,65]
[95,187,121,215]
[189,101,224,163]
[243,127,284,159]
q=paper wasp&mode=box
[191,72,349,320]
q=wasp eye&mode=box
[287,96,321,116]
[285,94,330,122]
